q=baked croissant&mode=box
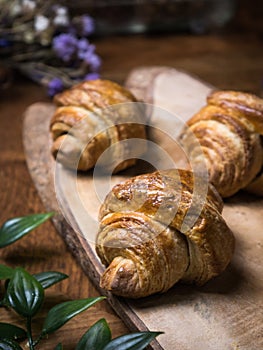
[96,169,234,298]
[50,79,146,173]
[180,90,263,197]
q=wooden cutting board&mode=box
[23,67,263,350]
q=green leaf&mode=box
[0,212,54,248]
[41,297,105,336]
[0,339,23,350]
[0,266,14,305]
[33,271,68,289]
[54,343,63,350]
[0,323,26,341]
[76,318,111,350]
[6,268,44,317]
[102,331,163,350]
[0,265,14,280]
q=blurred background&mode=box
[66,0,263,35]
[1,0,263,95]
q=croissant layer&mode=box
[96,169,234,298]
[181,90,263,197]
[50,79,146,172]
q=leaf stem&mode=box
[26,316,35,350]
[33,334,43,347]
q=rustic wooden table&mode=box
[1,30,263,349]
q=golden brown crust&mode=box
[96,169,234,298]
[50,79,146,172]
[207,90,263,134]
[181,90,263,197]
[75,79,138,103]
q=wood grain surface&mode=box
[1,32,263,349]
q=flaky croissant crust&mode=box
[96,169,234,298]
[50,79,146,172]
[207,90,263,134]
[181,90,263,197]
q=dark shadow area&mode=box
[128,259,245,310]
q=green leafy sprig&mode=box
[0,213,162,349]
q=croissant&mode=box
[50,79,146,173]
[180,90,263,197]
[96,169,234,298]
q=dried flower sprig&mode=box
[0,0,101,96]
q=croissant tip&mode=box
[100,257,140,298]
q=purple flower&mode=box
[81,15,95,36]
[52,33,78,62]
[88,53,101,72]
[77,39,101,72]
[77,38,94,60]
[84,72,100,81]
[48,77,64,97]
